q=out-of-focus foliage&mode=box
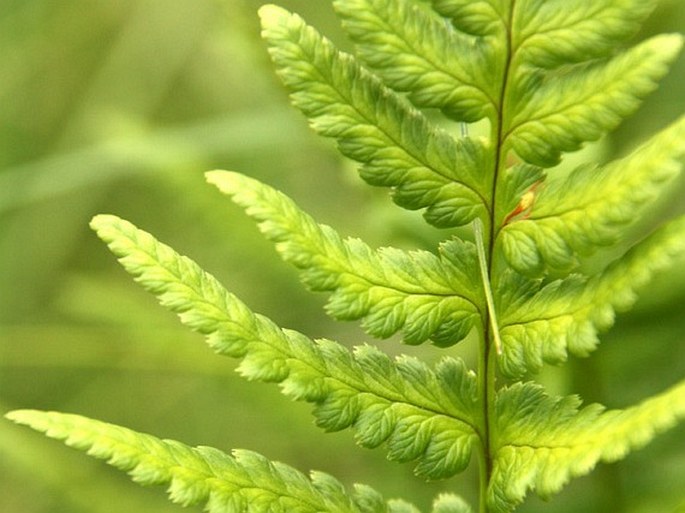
[0,1,683,512]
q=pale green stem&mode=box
[473,219,503,355]
[478,344,498,513]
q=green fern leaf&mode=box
[500,114,685,275]
[259,4,490,228]
[333,0,499,122]
[506,35,683,167]
[513,0,658,67]
[90,214,480,479]
[498,213,685,377]
[431,493,474,513]
[429,1,505,37]
[5,410,406,513]
[353,484,436,513]
[489,379,685,512]
[207,171,483,347]
[496,271,588,377]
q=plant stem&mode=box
[475,217,499,513]
[478,2,517,508]
[478,323,494,513]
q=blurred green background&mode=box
[1,1,684,512]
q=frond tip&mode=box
[5,410,407,513]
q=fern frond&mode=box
[506,34,683,167]
[259,4,490,228]
[90,214,481,479]
[5,410,411,513]
[500,114,685,275]
[498,213,685,377]
[513,0,658,67]
[207,171,483,347]
[489,379,685,512]
[14,2,683,512]
[333,0,499,122]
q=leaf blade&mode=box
[506,34,683,167]
[259,4,490,228]
[333,0,500,122]
[500,115,685,274]
[513,0,658,67]
[430,0,507,36]
[6,410,384,513]
[208,171,484,347]
[89,214,481,480]
[498,214,685,377]
[489,380,685,512]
